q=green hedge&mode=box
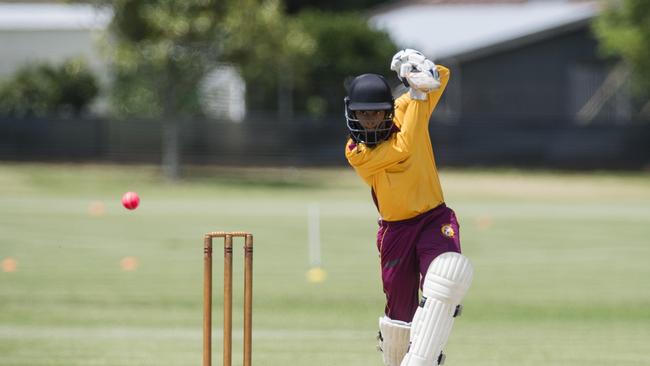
[0,58,99,118]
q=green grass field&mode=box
[1,163,649,366]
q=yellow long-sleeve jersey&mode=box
[345,65,450,221]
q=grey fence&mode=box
[1,114,649,169]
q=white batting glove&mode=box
[390,49,425,78]
[390,49,441,100]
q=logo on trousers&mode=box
[441,224,455,238]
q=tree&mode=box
[103,0,230,179]
[0,58,98,118]
[293,10,396,116]
[220,0,315,119]
[594,0,650,113]
[218,4,397,117]
[103,0,313,179]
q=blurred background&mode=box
[1,0,649,365]
[0,0,648,176]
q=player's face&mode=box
[356,110,386,129]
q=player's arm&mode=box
[390,65,450,149]
[345,137,410,180]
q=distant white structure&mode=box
[369,1,599,61]
[0,3,111,77]
[0,2,246,121]
[199,64,247,122]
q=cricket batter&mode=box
[344,49,474,366]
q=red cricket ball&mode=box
[121,191,140,210]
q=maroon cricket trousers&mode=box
[376,203,462,322]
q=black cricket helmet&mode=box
[344,73,395,146]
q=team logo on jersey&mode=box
[441,224,455,238]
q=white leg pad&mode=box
[400,252,473,366]
[378,316,411,366]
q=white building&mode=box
[0,3,111,77]
[0,2,245,121]
[369,0,600,62]
[368,1,632,123]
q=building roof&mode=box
[369,1,600,61]
[0,3,111,31]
